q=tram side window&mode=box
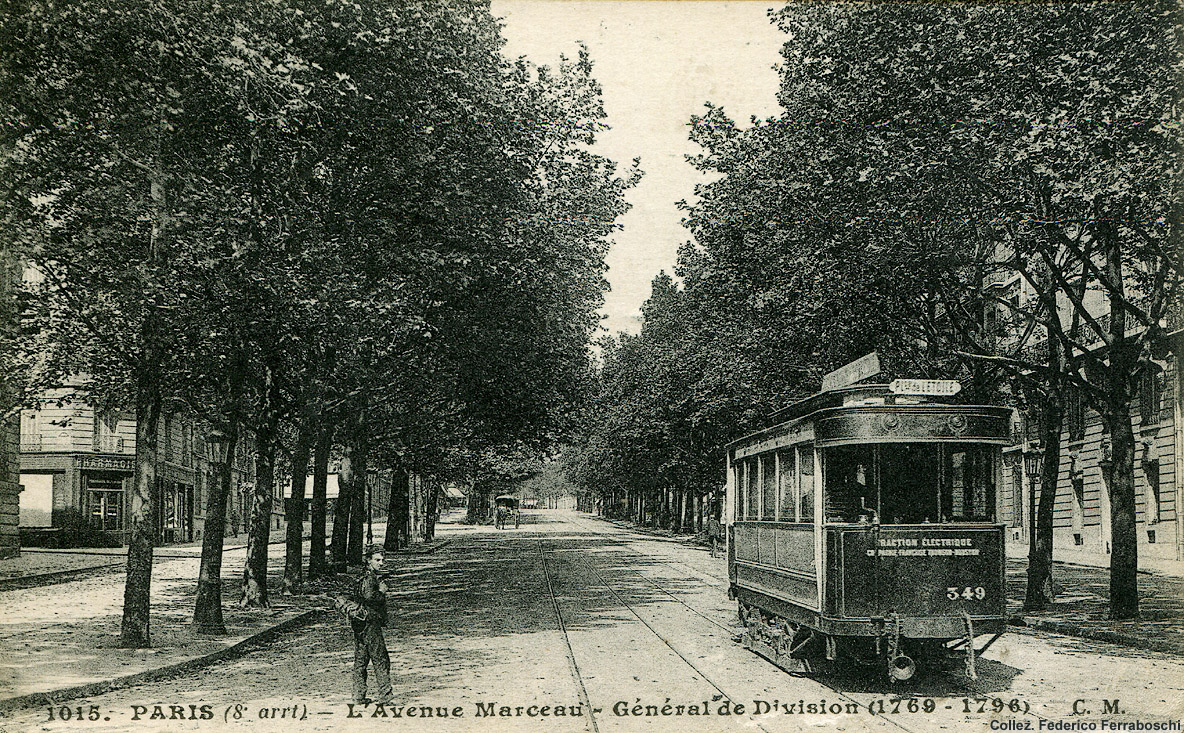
[777,449,797,522]
[761,454,777,521]
[746,457,760,521]
[798,445,815,523]
[734,460,746,521]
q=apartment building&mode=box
[987,273,1184,569]
[17,393,281,546]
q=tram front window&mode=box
[879,444,943,524]
[823,443,998,524]
[823,445,876,522]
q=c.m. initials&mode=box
[1071,700,1122,715]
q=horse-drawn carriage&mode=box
[494,495,520,530]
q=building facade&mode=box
[0,408,17,559]
[18,392,280,546]
[0,252,20,558]
[988,267,1184,570]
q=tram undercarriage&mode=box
[737,598,1002,682]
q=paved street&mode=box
[3,511,1184,733]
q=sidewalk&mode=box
[1005,558,1184,657]
[0,526,452,713]
[591,514,1184,658]
[0,537,283,592]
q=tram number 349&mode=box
[946,586,987,600]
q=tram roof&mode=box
[768,383,894,422]
[730,382,1009,452]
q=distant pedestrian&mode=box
[350,545,392,705]
[707,514,723,559]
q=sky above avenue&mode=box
[492,0,787,336]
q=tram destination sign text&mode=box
[889,378,962,396]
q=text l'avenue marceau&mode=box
[347,698,864,720]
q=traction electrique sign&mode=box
[889,379,962,396]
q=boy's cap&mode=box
[364,544,385,557]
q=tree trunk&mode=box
[119,384,162,648]
[1099,227,1139,620]
[384,467,410,551]
[241,421,276,608]
[282,406,314,594]
[330,444,354,573]
[346,441,367,566]
[424,482,438,541]
[1102,400,1139,619]
[193,424,238,634]
[1025,388,1060,611]
[307,424,331,579]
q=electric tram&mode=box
[726,355,1010,681]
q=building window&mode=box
[86,474,125,532]
[20,411,39,451]
[181,423,193,467]
[1010,454,1023,529]
[1066,388,1085,443]
[1140,366,1162,426]
[1070,474,1086,533]
[18,473,54,527]
[1142,440,1160,524]
[94,410,121,453]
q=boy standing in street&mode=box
[352,545,392,705]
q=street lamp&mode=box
[206,430,231,465]
[1024,445,1044,548]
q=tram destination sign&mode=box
[821,352,882,391]
[889,378,962,397]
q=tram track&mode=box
[559,513,1056,732]
[428,515,1051,731]
[536,524,930,733]
[538,539,601,733]
[542,538,780,733]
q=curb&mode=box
[0,608,328,715]
[1007,615,1173,655]
[2,539,299,588]
[0,563,124,592]
[402,539,451,555]
[21,537,289,559]
[595,516,711,548]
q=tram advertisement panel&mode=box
[831,527,1004,619]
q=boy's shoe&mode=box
[373,692,394,705]
[353,698,371,705]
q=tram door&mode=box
[823,445,884,612]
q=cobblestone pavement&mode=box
[1,511,1182,733]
